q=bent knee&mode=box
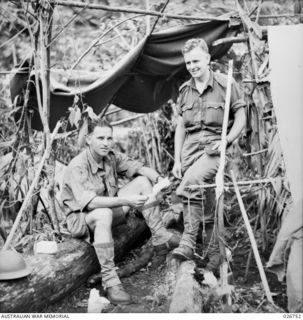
[86,208,113,226]
[134,175,152,192]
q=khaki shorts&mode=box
[66,207,126,239]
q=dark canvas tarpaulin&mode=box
[10,20,239,130]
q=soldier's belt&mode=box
[185,125,202,134]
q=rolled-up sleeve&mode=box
[115,152,144,178]
[231,80,246,113]
[175,96,183,116]
[64,165,97,212]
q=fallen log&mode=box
[165,254,178,298]
[169,260,203,313]
[113,213,149,262]
[0,214,148,312]
[0,239,98,313]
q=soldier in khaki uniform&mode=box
[60,119,179,305]
[172,38,246,276]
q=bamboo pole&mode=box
[215,59,233,251]
[105,106,123,116]
[244,213,260,280]
[186,177,274,190]
[3,121,62,251]
[40,4,61,235]
[212,35,248,46]
[214,60,233,304]
[230,170,274,304]
[148,114,161,172]
[140,117,152,168]
[243,148,268,157]
[150,115,163,164]
[28,0,303,21]
[33,0,230,22]
[237,0,268,251]
[254,0,263,24]
[149,0,170,35]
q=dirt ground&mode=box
[44,260,169,313]
[43,247,287,313]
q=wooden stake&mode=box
[215,59,234,257]
[186,177,276,190]
[212,35,248,46]
[214,60,233,306]
[237,0,268,250]
[230,170,274,304]
[244,213,259,280]
[40,4,60,235]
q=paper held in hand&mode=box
[152,177,171,197]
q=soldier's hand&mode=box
[211,139,228,153]
[211,141,222,151]
[172,161,182,179]
[127,195,148,208]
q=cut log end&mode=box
[169,260,203,313]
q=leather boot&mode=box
[152,234,181,268]
[172,201,201,260]
[172,244,194,261]
[153,234,181,254]
[106,284,131,305]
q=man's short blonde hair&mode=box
[182,38,209,55]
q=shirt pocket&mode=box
[181,102,201,127]
[204,102,224,126]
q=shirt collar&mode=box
[86,149,104,174]
[188,69,214,92]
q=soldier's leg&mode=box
[118,176,178,247]
[85,208,130,305]
[202,223,221,273]
[173,153,220,260]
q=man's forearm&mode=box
[174,117,186,162]
[227,107,246,143]
[87,196,129,211]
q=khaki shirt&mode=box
[60,149,143,215]
[176,70,246,135]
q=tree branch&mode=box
[26,0,230,22]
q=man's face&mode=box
[86,126,113,160]
[183,47,210,80]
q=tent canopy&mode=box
[10,19,240,130]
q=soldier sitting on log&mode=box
[172,38,246,277]
[60,118,180,305]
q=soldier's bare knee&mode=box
[91,208,113,224]
[135,175,152,192]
